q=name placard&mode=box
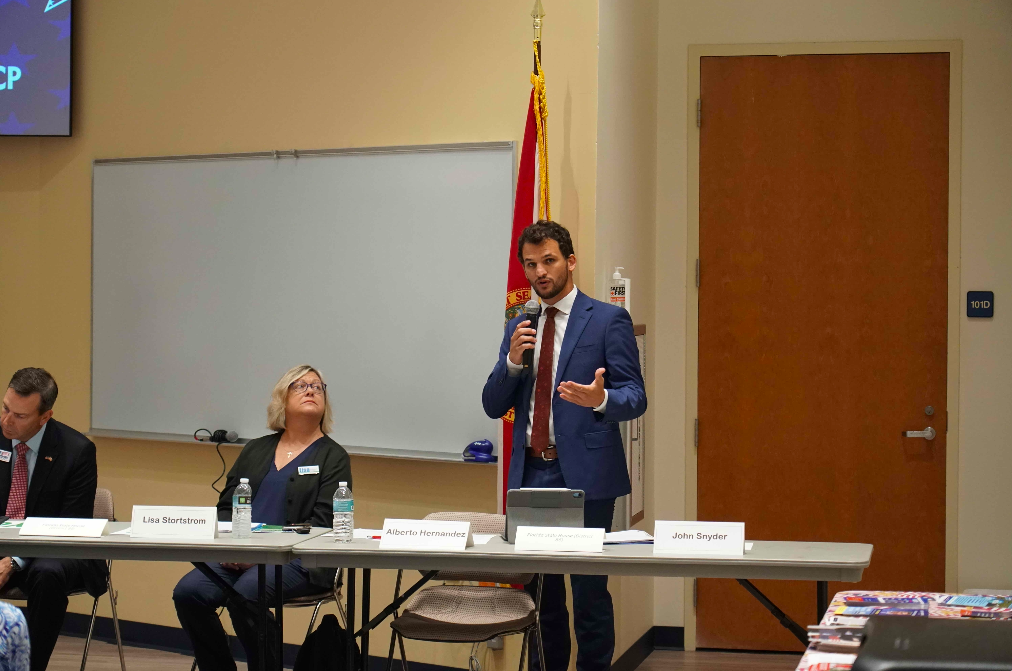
[653,521,744,556]
[130,506,218,540]
[379,519,473,551]
[19,517,108,538]
[514,526,605,553]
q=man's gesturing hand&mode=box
[558,368,606,408]
[508,320,538,365]
[0,557,15,590]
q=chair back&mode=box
[94,488,115,521]
[424,512,504,535]
[423,512,533,585]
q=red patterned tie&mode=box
[6,443,28,520]
[530,307,559,453]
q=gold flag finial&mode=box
[531,0,545,41]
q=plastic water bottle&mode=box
[232,478,253,539]
[333,481,353,542]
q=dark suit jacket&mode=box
[0,419,108,596]
[482,290,647,500]
[216,432,351,590]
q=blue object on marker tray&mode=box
[463,440,497,463]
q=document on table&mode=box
[600,530,754,550]
[112,520,291,536]
[604,530,653,544]
[317,530,487,546]
[320,528,383,538]
[214,521,287,533]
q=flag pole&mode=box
[530,0,550,221]
[533,0,543,74]
[499,2,547,513]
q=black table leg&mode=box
[736,578,808,646]
[362,568,371,671]
[258,564,267,671]
[533,574,547,671]
[275,564,284,671]
[347,568,356,671]
[817,581,829,623]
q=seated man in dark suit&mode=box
[0,368,107,671]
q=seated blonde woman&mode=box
[172,365,351,671]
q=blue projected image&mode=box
[0,0,71,136]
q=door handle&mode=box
[904,426,936,440]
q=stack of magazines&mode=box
[796,591,1012,671]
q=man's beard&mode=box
[533,270,570,301]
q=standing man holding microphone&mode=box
[482,220,647,671]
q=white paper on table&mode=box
[746,542,753,551]
[123,520,264,536]
[472,533,497,545]
[320,528,383,538]
[604,530,653,544]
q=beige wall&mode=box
[644,0,1012,643]
[0,0,602,666]
[596,0,659,653]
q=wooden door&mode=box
[696,53,949,651]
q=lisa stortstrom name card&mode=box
[130,506,219,539]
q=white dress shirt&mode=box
[9,421,47,569]
[506,286,607,447]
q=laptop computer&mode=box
[504,488,585,544]
[853,615,1012,670]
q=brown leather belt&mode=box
[526,446,558,460]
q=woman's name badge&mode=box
[0,451,10,463]
[298,465,320,475]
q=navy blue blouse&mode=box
[252,444,316,526]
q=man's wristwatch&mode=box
[6,557,19,572]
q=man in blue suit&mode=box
[482,220,647,671]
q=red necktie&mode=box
[530,307,559,452]
[6,443,28,520]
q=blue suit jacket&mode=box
[482,290,647,500]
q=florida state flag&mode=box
[499,41,550,511]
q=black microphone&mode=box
[522,299,540,374]
[197,429,239,443]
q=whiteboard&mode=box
[91,143,514,461]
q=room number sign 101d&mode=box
[967,291,994,318]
